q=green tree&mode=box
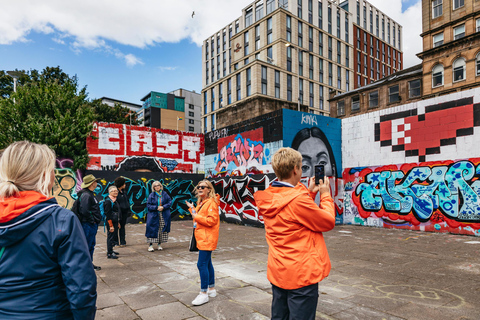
[0,68,96,169]
[93,100,141,125]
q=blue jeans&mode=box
[81,222,98,261]
[197,250,215,292]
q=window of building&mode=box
[287,74,292,101]
[453,58,466,81]
[318,1,323,29]
[256,0,264,21]
[319,58,324,83]
[476,53,480,76]
[433,33,444,47]
[299,78,303,104]
[337,66,342,89]
[227,78,232,104]
[204,118,207,133]
[369,91,378,108]
[298,51,303,76]
[309,82,314,107]
[363,3,367,29]
[453,0,464,10]
[345,44,349,67]
[245,7,253,27]
[219,83,223,106]
[351,95,360,112]
[189,119,194,124]
[346,70,350,91]
[376,13,379,37]
[432,0,442,18]
[319,85,324,110]
[308,0,313,23]
[387,21,390,44]
[189,111,195,117]
[408,79,421,98]
[309,26,313,51]
[388,85,400,103]
[328,62,333,86]
[319,32,323,56]
[266,0,275,14]
[370,9,373,33]
[211,88,215,111]
[297,0,302,18]
[211,114,215,131]
[287,15,292,42]
[477,18,480,32]
[189,104,194,110]
[337,100,345,116]
[279,0,288,9]
[345,13,349,41]
[309,54,314,79]
[275,70,280,98]
[246,67,252,96]
[189,126,194,132]
[298,21,303,47]
[255,25,261,50]
[337,11,341,38]
[337,41,341,63]
[328,6,332,34]
[454,24,465,40]
[267,18,273,44]
[244,31,250,56]
[236,73,241,100]
[261,66,267,94]
[203,91,207,114]
[287,46,292,71]
[356,1,360,25]
[328,36,332,60]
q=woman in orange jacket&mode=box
[186,179,220,306]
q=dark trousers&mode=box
[271,282,319,320]
[81,222,98,261]
[107,222,118,255]
[118,215,127,245]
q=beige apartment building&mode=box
[418,0,480,97]
[201,0,403,132]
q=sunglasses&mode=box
[197,186,209,190]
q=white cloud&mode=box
[367,0,423,68]
[0,0,422,68]
[158,66,178,72]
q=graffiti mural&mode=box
[53,158,83,209]
[86,122,204,173]
[343,158,480,236]
[85,171,203,222]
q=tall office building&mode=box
[201,0,402,132]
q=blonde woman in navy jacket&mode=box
[0,141,96,319]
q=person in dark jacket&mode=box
[114,176,131,247]
[145,181,172,252]
[104,185,121,259]
[0,141,97,319]
[78,174,102,271]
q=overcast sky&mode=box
[0,0,422,104]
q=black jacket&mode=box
[78,189,102,224]
[116,190,131,219]
[104,197,120,223]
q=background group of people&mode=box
[0,141,335,320]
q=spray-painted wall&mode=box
[205,109,343,225]
[86,122,204,173]
[342,88,480,236]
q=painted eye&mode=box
[302,165,310,173]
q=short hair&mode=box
[108,185,118,194]
[114,176,126,188]
[151,181,163,192]
[271,148,302,180]
[0,141,56,199]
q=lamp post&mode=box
[285,43,301,112]
[7,70,23,103]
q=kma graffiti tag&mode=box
[354,160,480,224]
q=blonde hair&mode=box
[271,147,302,180]
[151,181,163,192]
[195,179,218,203]
[0,141,56,199]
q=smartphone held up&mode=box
[314,164,325,185]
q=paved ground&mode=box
[93,221,480,320]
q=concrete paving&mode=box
[93,221,480,320]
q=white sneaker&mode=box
[207,289,217,297]
[148,245,154,252]
[192,293,209,306]
[157,245,163,251]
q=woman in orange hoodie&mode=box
[186,179,220,306]
[254,147,336,320]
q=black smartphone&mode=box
[314,164,325,185]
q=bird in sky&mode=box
[192,11,195,18]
